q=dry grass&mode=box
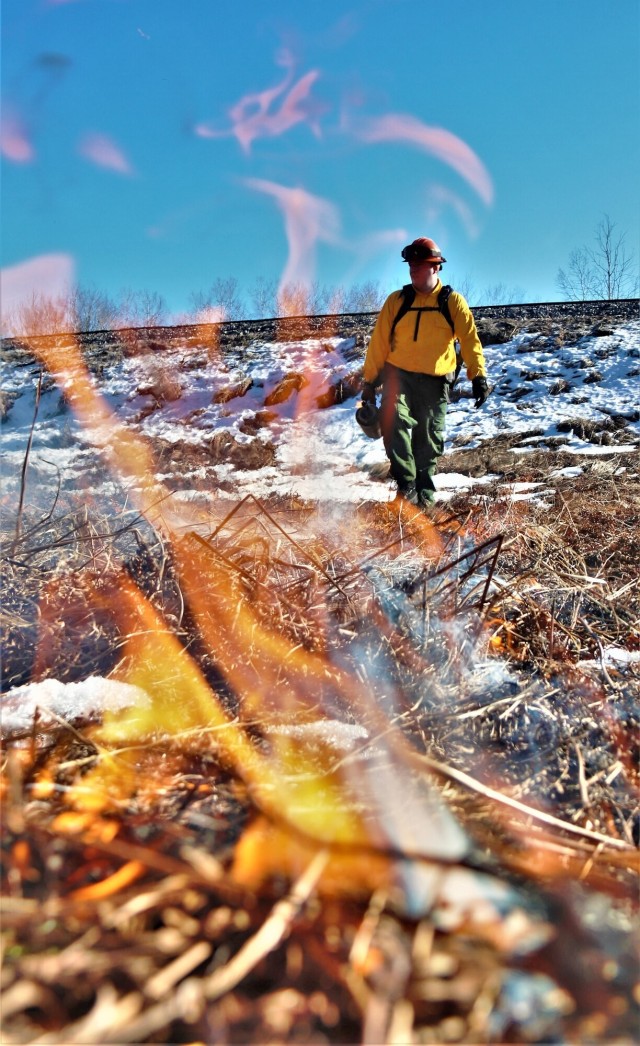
[1,451,639,1043]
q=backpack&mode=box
[390,283,454,341]
[390,283,462,384]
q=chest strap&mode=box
[390,284,454,345]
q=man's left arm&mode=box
[450,293,489,408]
[449,293,486,380]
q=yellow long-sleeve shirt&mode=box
[363,280,486,384]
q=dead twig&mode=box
[414,752,634,853]
[202,848,329,1001]
[11,369,42,553]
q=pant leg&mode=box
[409,375,448,500]
[380,367,417,490]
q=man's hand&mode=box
[472,376,489,408]
[361,382,376,404]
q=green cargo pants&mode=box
[380,365,449,502]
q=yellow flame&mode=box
[24,327,455,898]
[49,568,381,886]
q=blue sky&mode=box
[2,0,639,319]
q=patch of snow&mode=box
[267,720,368,751]
[548,465,584,479]
[0,676,151,737]
[577,645,640,670]
[563,443,638,456]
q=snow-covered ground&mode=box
[1,317,639,518]
[2,315,639,871]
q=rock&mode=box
[316,375,361,408]
[550,378,571,395]
[213,376,253,403]
[239,410,279,434]
[209,430,276,470]
[0,390,20,422]
[475,318,520,346]
[137,375,182,403]
[264,373,308,406]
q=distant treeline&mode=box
[5,212,639,339]
[3,276,532,338]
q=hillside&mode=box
[1,299,639,1045]
[1,298,639,511]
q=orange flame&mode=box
[243,179,341,310]
[1,253,75,332]
[0,108,35,163]
[60,568,405,897]
[427,184,482,239]
[351,112,494,207]
[21,333,213,535]
[195,55,323,154]
[78,132,135,176]
[25,330,465,902]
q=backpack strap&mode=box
[390,284,416,342]
[437,286,464,384]
[390,283,455,346]
[436,284,461,384]
[437,284,454,330]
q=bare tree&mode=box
[343,280,386,312]
[592,214,638,299]
[449,274,478,306]
[3,285,166,337]
[249,277,278,319]
[190,277,245,321]
[4,291,72,337]
[304,282,346,315]
[71,285,120,332]
[481,283,524,306]
[251,277,380,318]
[557,214,639,300]
[556,247,596,301]
[278,282,310,317]
[323,285,346,315]
[117,288,168,328]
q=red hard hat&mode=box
[401,237,447,264]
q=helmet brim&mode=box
[402,255,447,264]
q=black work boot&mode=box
[395,484,418,505]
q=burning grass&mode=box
[2,315,640,1040]
[1,460,639,1044]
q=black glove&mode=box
[472,376,489,408]
[361,382,376,404]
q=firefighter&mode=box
[361,237,489,507]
